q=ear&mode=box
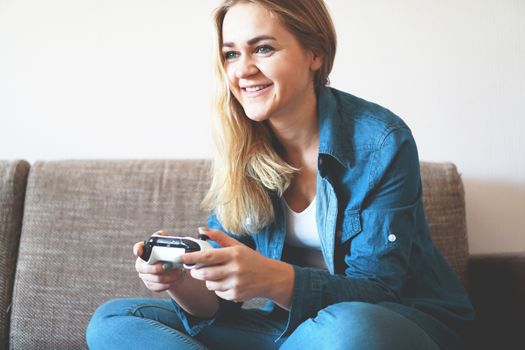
[309,50,324,71]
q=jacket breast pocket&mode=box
[341,209,362,243]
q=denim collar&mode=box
[317,86,353,168]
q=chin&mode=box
[243,109,270,122]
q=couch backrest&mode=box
[10,160,212,349]
[0,160,30,350]
[8,160,469,349]
[419,161,469,285]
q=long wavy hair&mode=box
[202,0,337,235]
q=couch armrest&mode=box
[468,253,525,349]
[0,160,30,349]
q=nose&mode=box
[235,56,259,79]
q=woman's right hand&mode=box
[133,232,186,293]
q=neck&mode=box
[267,87,319,164]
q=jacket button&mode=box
[388,234,396,242]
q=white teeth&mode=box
[245,85,269,92]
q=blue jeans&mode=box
[86,298,441,350]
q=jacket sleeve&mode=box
[282,126,424,336]
[170,214,256,336]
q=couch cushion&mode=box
[9,160,469,349]
[420,161,469,285]
[0,160,30,350]
[10,160,212,349]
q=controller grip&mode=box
[148,246,185,264]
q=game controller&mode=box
[138,233,213,269]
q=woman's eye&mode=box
[255,45,274,55]
[224,51,239,60]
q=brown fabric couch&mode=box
[0,159,523,349]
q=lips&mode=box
[241,83,273,97]
[243,84,271,92]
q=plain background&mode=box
[0,0,524,255]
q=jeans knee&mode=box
[285,302,439,350]
[315,301,375,332]
[88,298,132,323]
[86,298,135,347]
[284,302,392,349]
[319,301,398,336]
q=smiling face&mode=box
[221,2,323,124]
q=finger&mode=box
[215,289,244,303]
[190,264,229,281]
[204,279,229,293]
[199,227,242,248]
[135,259,172,274]
[214,290,232,300]
[182,246,236,267]
[139,270,183,284]
[144,281,173,293]
[134,229,170,258]
[155,230,171,236]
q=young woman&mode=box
[87,1,474,349]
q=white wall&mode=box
[1,0,523,255]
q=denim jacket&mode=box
[173,86,475,346]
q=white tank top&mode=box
[283,197,327,269]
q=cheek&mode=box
[225,69,238,99]
[224,68,241,98]
[225,65,235,82]
[261,59,299,88]
[256,62,276,81]
[224,64,237,86]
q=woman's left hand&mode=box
[182,229,293,306]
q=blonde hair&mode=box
[202,0,337,235]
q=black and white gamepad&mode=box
[139,234,213,269]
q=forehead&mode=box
[222,2,288,44]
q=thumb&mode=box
[133,230,169,257]
[155,229,171,236]
[198,227,242,248]
[133,241,144,257]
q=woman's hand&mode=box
[182,228,295,308]
[133,231,186,293]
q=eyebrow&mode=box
[222,35,277,48]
